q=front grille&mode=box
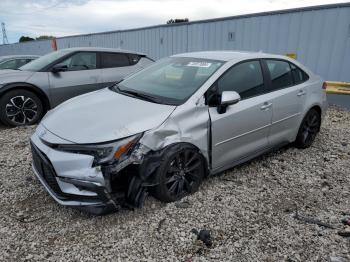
[31,142,101,201]
[31,142,66,198]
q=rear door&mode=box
[209,60,273,170]
[262,59,308,145]
[99,52,141,87]
[48,51,102,106]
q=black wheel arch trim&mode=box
[301,104,322,126]
[0,82,51,111]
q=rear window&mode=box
[101,53,130,68]
[129,54,141,65]
[266,59,294,91]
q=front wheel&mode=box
[0,89,44,127]
[294,108,321,149]
[153,144,205,203]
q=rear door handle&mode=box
[297,90,306,96]
[260,102,272,110]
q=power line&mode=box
[0,1,67,15]
[1,22,9,45]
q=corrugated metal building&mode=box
[0,3,349,81]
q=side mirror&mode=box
[51,64,68,73]
[217,91,240,114]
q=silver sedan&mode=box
[30,51,328,214]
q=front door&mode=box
[208,60,273,170]
[48,52,102,107]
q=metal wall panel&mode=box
[0,39,52,55]
[0,4,349,81]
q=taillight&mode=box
[322,82,327,90]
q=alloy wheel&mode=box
[164,150,203,198]
[300,111,320,145]
[5,96,38,125]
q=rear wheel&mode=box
[0,89,44,127]
[294,108,321,148]
[153,144,205,203]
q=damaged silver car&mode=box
[30,51,327,214]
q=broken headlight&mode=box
[55,134,142,166]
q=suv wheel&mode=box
[153,144,205,203]
[294,108,321,148]
[0,89,44,127]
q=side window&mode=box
[266,59,293,90]
[101,53,130,68]
[0,59,17,69]
[290,63,309,85]
[217,60,264,99]
[26,59,35,64]
[16,59,30,68]
[60,52,97,71]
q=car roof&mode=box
[59,47,146,56]
[172,50,291,62]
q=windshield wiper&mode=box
[122,89,161,103]
[113,85,161,104]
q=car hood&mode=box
[0,69,35,85]
[41,88,176,144]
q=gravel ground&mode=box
[0,106,349,262]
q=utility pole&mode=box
[1,22,9,45]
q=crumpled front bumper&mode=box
[30,127,118,215]
[32,163,116,215]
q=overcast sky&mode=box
[0,0,348,43]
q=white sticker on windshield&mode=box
[187,62,212,68]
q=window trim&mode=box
[205,58,269,106]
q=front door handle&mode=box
[260,102,272,110]
[297,90,306,96]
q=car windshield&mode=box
[20,50,71,72]
[116,57,223,105]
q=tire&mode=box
[0,89,44,127]
[294,108,321,149]
[153,144,205,203]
